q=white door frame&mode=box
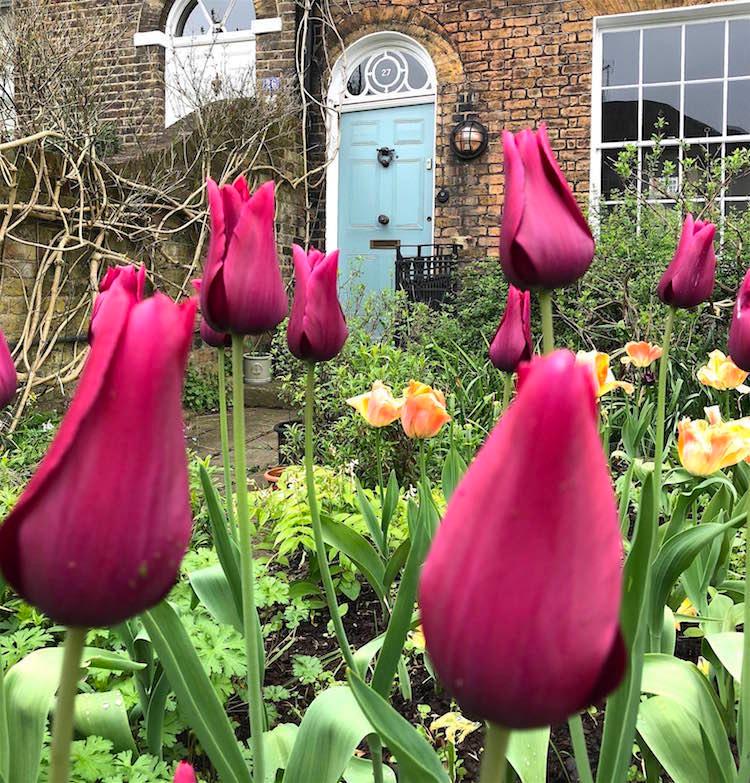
[325,31,438,252]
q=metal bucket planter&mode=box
[243,353,272,386]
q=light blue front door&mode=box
[338,102,435,307]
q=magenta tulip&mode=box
[201,176,287,335]
[287,245,348,362]
[0,328,16,409]
[488,285,533,372]
[729,269,750,371]
[192,279,231,348]
[419,350,625,729]
[174,762,197,783]
[500,124,595,290]
[0,269,197,627]
[657,214,716,308]
[90,264,145,341]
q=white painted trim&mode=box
[595,0,750,29]
[325,31,438,254]
[134,18,281,49]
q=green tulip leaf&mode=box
[347,670,449,783]
[354,477,386,556]
[343,756,397,783]
[0,664,8,783]
[144,668,170,758]
[641,654,735,781]
[189,563,243,633]
[282,685,386,783]
[4,646,141,783]
[507,727,550,783]
[706,632,744,683]
[441,443,467,501]
[141,602,251,783]
[637,696,715,783]
[73,691,136,752]
[263,724,299,783]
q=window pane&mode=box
[642,85,680,139]
[684,82,723,137]
[602,30,639,87]
[685,22,724,80]
[603,87,638,141]
[728,79,750,136]
[727,143,750,197]
[224,0,255,30]
[601,147,632,198]
[404,53,430,90]
[642,146,679,199]
[726,200,750,217]
[643,26,681,84]
[729,20,750,77]
[203,1,230,26]
[177,2,211,35]
[683,143,722,192]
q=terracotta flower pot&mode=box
[263,465,286,489]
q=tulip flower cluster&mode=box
[347,380,451,440]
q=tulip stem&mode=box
[739,505,750,777]
[304,362,356,670]
[231,335,266,783]
[647,306,675,652]
[538,290,555,354]
[480,723,510,783]
[501,374,513,412]
[568,713,594,783]
[217,347,234,533]
[49,627,86,783]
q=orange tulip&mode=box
[677,409,750,476]
[697,350,749,391]
[346,381,403,428]
[401,381,451,439]
[621,341,663,368]
[576,350,634,398]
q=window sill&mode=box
[134,18,282,48]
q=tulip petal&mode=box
[0,329,17,409]
[419,351,624,728]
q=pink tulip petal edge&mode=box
[419,349,626,729]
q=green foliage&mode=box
[183,363,221,413]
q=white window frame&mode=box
[134,1,282,127]
[590,0,750,218]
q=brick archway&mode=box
[140,0,279,33]
[331,6,464,87]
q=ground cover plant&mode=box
[5,123,750,783]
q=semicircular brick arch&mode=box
[140,0,279,34]
[332,6,465,87]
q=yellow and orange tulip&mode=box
[621,341,663,368]
[346,380,404,428]
[697,350,749,391]
[401,381,451,439]
[576,350,634,397]
[677,409,750,476]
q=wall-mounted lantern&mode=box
[450,120,489,161]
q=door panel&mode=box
[338,102,435,309]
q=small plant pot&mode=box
[263,465,286,489]
[244,353,273,386]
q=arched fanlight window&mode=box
[344,46,435,103]
[175,0,256,37]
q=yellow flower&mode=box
[430,712,482,745]
[674,597,698,630]
[346,381,404,427]
[697,350,749,391]
[576,350,635,397]
[697,657,711,678]
[400,381,451,439]
[621,341,663,368]
[677,409,750,476]
[410,625,426,651]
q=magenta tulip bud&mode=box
[419,350,625,729]
[500,125,595,290]
[488,285,532,372]
[192,279,231,348]
[729,269,750,371]
[657,214,716,309]
[174,761,197,783]
[90,264,146,342]
[201,177,288,336]
[0,329,17,409]
[0,269,197,627]
[287,245,348,362]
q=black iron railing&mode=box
[395,244,460,306]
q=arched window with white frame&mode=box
[164,0,258,126]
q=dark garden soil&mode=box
[225,563,705,782]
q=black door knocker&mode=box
[377,147,395,168]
